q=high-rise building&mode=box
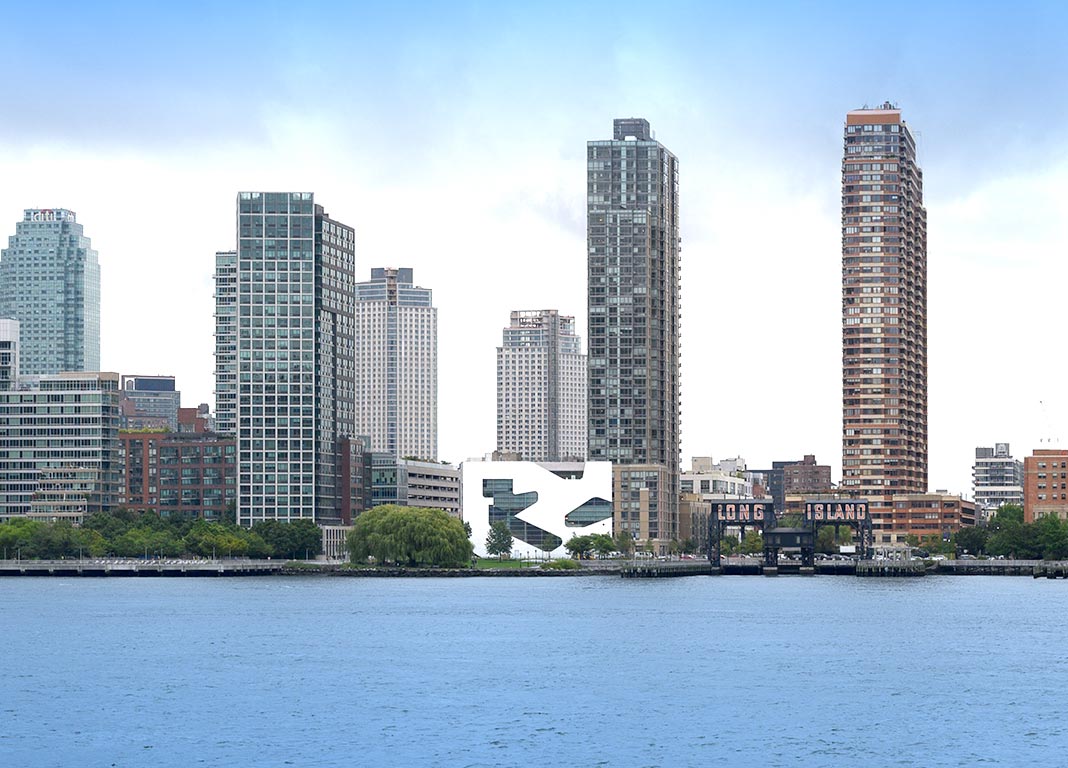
[0,371,121,523]
[841,103,928,544]
[353,267,437,460]
[587,118,681,550]
[496,309,586,462]
[215,192,356,526]
[0,318,18,390]
[121,374,181,431]
[213,250,237,436]
[0,209,100,376]
[973,443,1023,521]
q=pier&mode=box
[1032,561,1068,579]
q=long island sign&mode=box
[804,500,869,522]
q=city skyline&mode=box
[3,2,1068,498]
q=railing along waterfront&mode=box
[0,558,286,576]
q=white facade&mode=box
[354,268,437,460]
[496,309,586,462]
[680,469,753,499]
[462,460,613,558]
[0,318,18,390]
[973,443,1024,520]
[213,250,237,436]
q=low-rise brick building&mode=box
[119,431,235,519]
[889,492,976,544]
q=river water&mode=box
[3,575,1066,767]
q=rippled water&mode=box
[3,575,1067,767]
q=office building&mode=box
[841,103,928,543]
[587,118,681,551]
[121,375,181,431]
[215,192,356,526]
[497,309,586,462]
[0,372,121,523]
[353,267,437,460]
[1024,449,1068,522]
[0,209,100,375]
[370,455,459,517]
[973,443,1023,522]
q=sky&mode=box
[2,0,1067,498]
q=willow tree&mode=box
[347,505,473,567]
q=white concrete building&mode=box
[354,268,437,460]
[973,443,1024,522]
[496,309,586,462]
[682,457,753,500]
[462,460,613,558]
[0,318,18,390]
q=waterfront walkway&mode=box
[0,558,286,576]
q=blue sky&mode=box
[2,0,1067,495]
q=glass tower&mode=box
[219,192,356,526]
[587,118,681,548]
[0,209,100,375]
[841,103,928,540]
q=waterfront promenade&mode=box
[0,558,285,576]
[2,557,1068,578]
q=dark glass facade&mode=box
[587,119,681,546]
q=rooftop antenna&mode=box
[1039,400,1060,445]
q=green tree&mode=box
[485,521,514,559]
[741,530,763,555]
[954,526,989,556]
[719,536,739,556]
[253,519,322,559]
[565,534,594,559]
[613,530,635,556]
[679,538,697,555]
[347,505,472,567]
[1035,514,1068,560]
[816,525,853,554]
[991,504,1024,529]
[986,505,1037,558]
[183,520,247,558]
[590,533,616,558]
